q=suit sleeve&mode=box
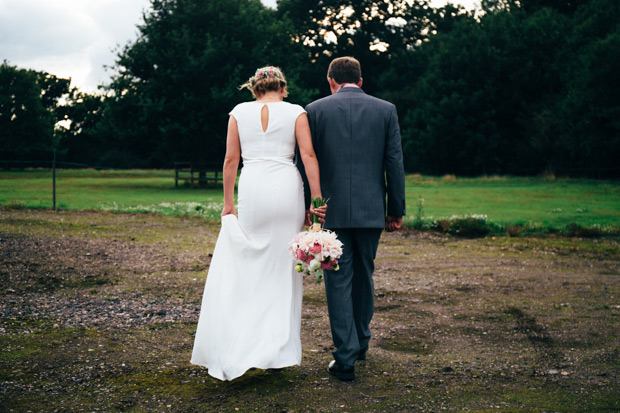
[296,104,313,210]
[385,105,406,218]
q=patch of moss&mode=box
[377,337,434,355]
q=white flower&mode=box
[308,259,321,273]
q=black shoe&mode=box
[328,360,355,381]
[357,348,368,361]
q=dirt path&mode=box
[1,209,619,411]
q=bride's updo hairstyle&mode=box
[240,66,288,98]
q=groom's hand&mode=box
[385,216,403,232]
[310,204,327,224]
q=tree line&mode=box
[1,0,619,177]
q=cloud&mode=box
[0,0,148,92]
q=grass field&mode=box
[1,169,619,235]
[0,169,224,218]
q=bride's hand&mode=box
[310,204,327,223]
[221,204,237,217]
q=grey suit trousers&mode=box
[324,227,382,367]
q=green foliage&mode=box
[10,0,617,177]
[561,222,620,238]
[552,0,620,176]
[431,214,492,237]
[277,0,432,97]
[0,61,70,162]
[97,0,312,168]
[98,200,224,219]
[382,0,620,177]
[55,91,108,165]
[391,5,568,175]
[3,199,28,209]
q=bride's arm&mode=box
[222,115,241,217]
[295,114,326,221]
[295,114,322,199]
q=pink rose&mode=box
[321,260,333,270]
[269,70,274,76]
[296,249,307,261]
[304,254,313,264]
[309,243,321,254]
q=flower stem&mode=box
[311,197,326,225]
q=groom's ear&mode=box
[357,78,363,88]
[328,77,339,94]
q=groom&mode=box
[302,56,406,381]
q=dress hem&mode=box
[190,359,301,381]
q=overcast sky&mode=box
[0,0,476,93]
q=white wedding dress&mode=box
[191,101,306,381]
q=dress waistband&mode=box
[242,155,295,166]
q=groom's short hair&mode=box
[328,57,361,84]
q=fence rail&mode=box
[2,160,620,178]
[1,160,225,213]
[174,162,223,187]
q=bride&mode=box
[191,66,325,381]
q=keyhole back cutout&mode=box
[261,104,269,133]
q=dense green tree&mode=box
[0,62,70,164]
[397,13,511,175]
[103,0,310,168]
[384,0,619,177]
[277,0,433,97]
[519,0,590,14]
[552,0,620,176]
[49,0,620,177]
[55,90,108,166]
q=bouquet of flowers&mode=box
[289,198,343,283]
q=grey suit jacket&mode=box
[301,87,406,229]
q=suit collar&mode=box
[336,87,366,95]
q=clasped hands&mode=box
[304,204,327,226]
[222,204,326,223]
